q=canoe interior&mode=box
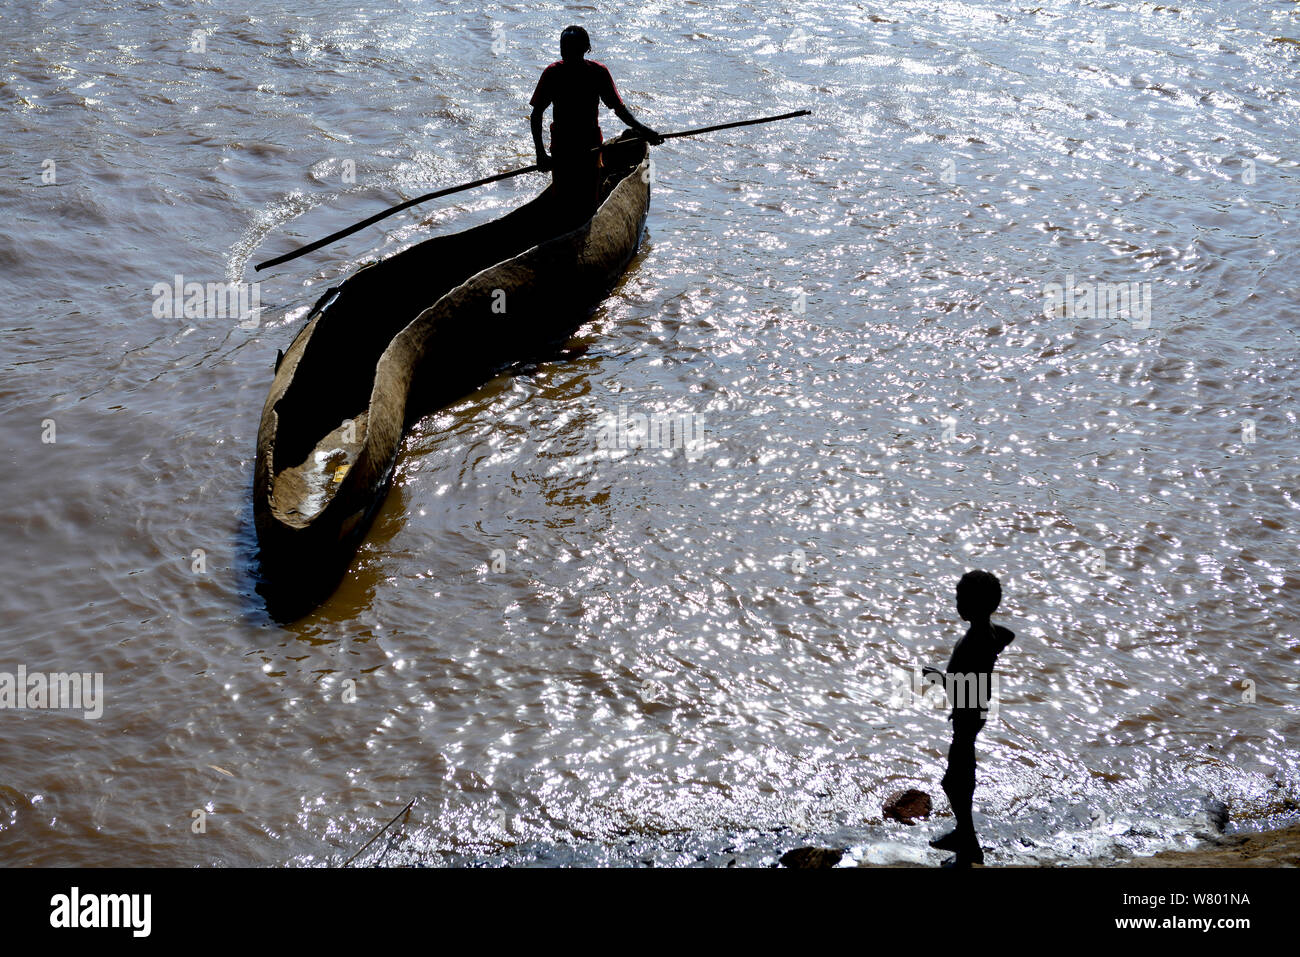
[270,411,369,528]
[267,136,646,529]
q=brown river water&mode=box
[1,0,1298,866]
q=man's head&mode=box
[560,25,590,63]
[956,569,1001,622]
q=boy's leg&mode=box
[943,731,977,837]
[933,715,985,859]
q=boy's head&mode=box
[560,25,590,62]
[956,569,1001,622]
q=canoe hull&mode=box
[254,138,650,615]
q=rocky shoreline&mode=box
[766,823,1300,868]
[1114,822,1300,868]
[766,790,1300,868]
[836,822,1300,868]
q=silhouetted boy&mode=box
[922,570,1014,866]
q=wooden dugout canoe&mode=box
[253,134,650,615]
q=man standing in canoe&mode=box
[530,26,663,224]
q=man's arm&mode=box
[597,65,663,144]
[530,106,552,170]
[529,66,554,170]
[612,101,663,144]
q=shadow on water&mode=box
[258,481,415,634]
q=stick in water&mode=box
[341,797,416,867]
[254,109,811,272]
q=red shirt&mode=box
[530,59,624,151]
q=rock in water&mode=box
[780,847,844,868]
[883,788,933,825]
[1202,797,1229,832]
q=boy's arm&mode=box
[921,666,952,709]
[993,625,1015,656]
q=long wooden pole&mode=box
[253,109,811,272]
[657,109,811,141]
